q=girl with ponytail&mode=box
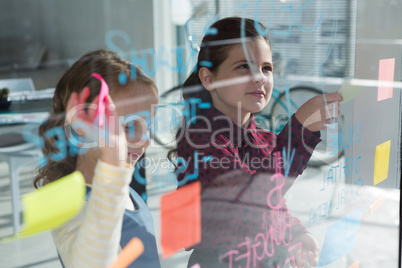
[35,50,160,267]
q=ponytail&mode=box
[33,113,77,188]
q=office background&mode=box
[0,0,401,267]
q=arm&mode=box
[176,116,320,190]
[274,114,321,180]
[53,88,133,267]
[52,161,133,267]
[275,92,344,179]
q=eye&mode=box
[263,65,273,72]
[238,64,249,69]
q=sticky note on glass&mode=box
[161,181,201,258]
[337,80,365,104]
[318,209,363,267]
[374,140,391,185]
[17,171,85,237]
[378,58,395,101]
[349,261,359,268]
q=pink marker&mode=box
[92,73,109,127]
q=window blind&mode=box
[186,0,356,78]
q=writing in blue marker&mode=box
[310,178,363,226]
[254,0,323,37]
[105,30,197,79]
[328,123,362,156]
[320,156,361,191]
[158,98,211,129]
[176,150,199,187]
[23,110,153,167]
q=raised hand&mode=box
[295,93,343,132]
[66,87,127,167]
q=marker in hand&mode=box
[92,73,109,127]
[108,237,144,268]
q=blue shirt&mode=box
[59,186,161,267]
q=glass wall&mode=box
[0,0,400,267]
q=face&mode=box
[112,82,158,164]
[203,38,273,125]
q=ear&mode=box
[198,67,214,92]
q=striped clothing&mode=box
[52,160,160,267]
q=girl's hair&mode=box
[34,49,156,188]
[168,17,271,164]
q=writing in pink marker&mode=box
[266,151,285,210]
[92,73,109,126]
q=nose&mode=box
[251,70,267,85]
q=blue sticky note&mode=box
[318,209,363,267]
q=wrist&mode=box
[295,111,319,132]
[100,154,126,167]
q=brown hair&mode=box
[34,49,156,188]
[168,17,271,165]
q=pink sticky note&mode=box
[92,73,109,126]
[161,181,201,258]
[377,58,395,101]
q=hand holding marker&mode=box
[92,75,146,265]
[92,73,110,127]
[3,74,110,240]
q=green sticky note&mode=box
[17,171,86,237]
[338,80,365,104]
[373,140,391,185]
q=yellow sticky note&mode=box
[18,171,85,237]
[373,140,391,185]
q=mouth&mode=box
[246,91,266,99]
